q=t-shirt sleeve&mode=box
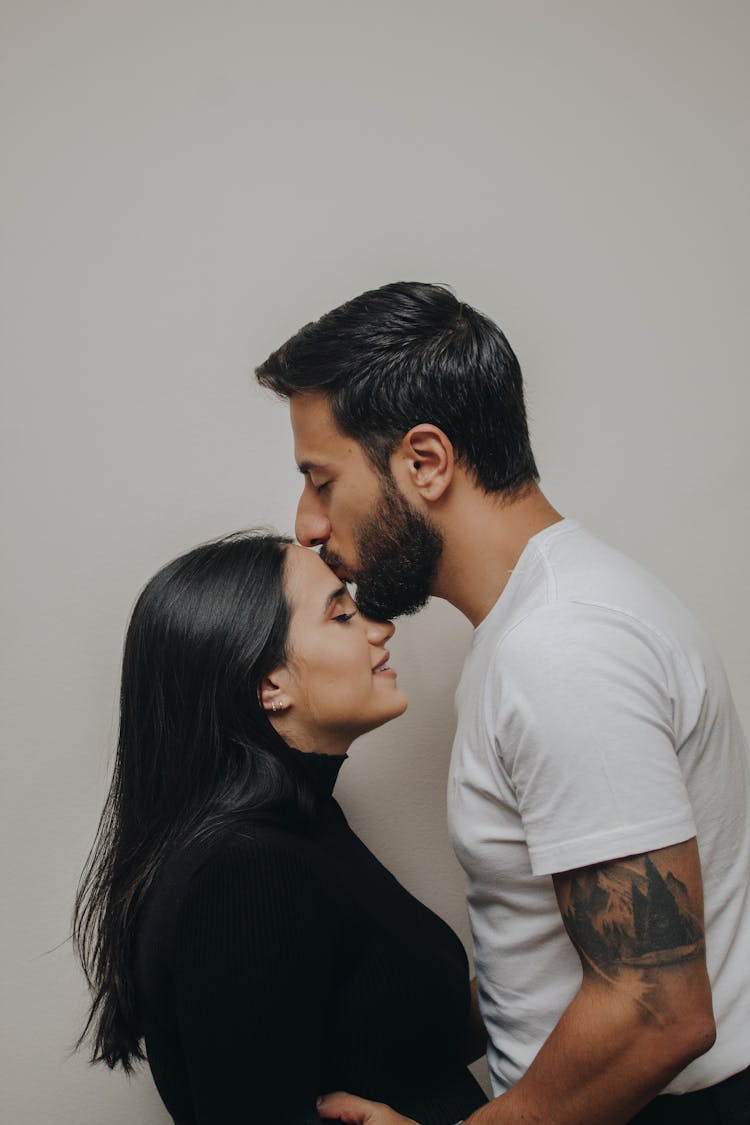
[490,602,698,876]
[170,834,335,1125]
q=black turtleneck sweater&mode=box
[134,751,487,1125]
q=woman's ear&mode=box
[259,672,291,715]
[393,424,455,502]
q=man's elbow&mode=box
[684,1012,717,1063]
[665,1009,717,1071]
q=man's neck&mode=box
[433,484,564,627]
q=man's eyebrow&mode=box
[297,459,328,475]
[324,585,346,610]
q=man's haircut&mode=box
[255,281,539,495]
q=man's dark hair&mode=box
[255,281,538,495]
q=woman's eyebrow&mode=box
[324,585,347,610]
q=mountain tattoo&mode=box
[560,851,706,1024]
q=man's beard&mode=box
[321,477,443,620]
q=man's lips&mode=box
[318,548,356,584]
[329,562,356,584]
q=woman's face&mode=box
[264,545,408,755]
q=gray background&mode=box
[2,2,748,1121]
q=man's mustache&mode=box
[319,546,357,583]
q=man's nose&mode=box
[295,493,331,547]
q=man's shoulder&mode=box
[534,521,678,609]
[488,522,702,661]
[486,601,664,702]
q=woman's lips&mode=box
[372,652,397,678]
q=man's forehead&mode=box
[290,388,338,421]
[290,392,349,466]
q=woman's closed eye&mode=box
[332,609,358,624]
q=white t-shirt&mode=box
[448,518,750,1096]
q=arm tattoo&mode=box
[561,853,705,1004]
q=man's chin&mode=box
[355,583,432,622]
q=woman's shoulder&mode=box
[174,816,336,910]
[140,818,339,956]
[156,815,319,886]
[135,819,346,1014]
[171,822,344,966]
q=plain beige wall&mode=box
[2,2,748,1121]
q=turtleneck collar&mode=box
[286,745,348,801]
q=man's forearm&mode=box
[464,977,715,1125]
[318,844,717,1125]
[316,996,710,1125]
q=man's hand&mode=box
[317,1092,419,1125]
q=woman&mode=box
[74,531,487,1125]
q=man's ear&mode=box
[392,424,455,502]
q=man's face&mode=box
[290,393,443,619]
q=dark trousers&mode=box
[629,1063,750,1124]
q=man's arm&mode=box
[318,838,716,1125]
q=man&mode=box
[255,282,750,1123]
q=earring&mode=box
[271,700,285,713]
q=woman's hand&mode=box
[317,1092,419,1125]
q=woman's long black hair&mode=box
[73,531,312,1071]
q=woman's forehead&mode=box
[284,544,341,605]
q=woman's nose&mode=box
[364,616,395,645]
